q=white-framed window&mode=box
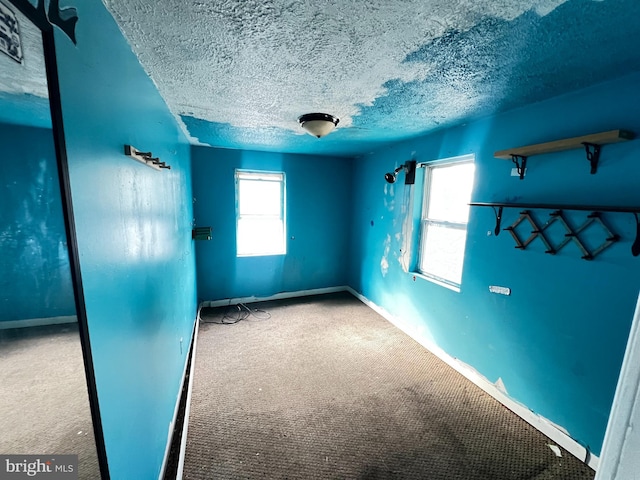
[235,170,286,257]
[418,155,475,290]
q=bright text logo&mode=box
[0,456,77,479]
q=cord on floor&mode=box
[200,302,271,325]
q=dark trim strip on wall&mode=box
[41,29,111,480]
[161,317,199,480]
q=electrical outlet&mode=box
[489,285,511,296]
[511,167,526,177]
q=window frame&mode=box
[417,154,475,291]
[235,169,286,257]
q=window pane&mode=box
[237,218,285,256]
[238,179,281,216]
[236,170,286,257]
[419,223,467,285]
[427,162,475,223]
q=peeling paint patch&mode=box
[495,377,508,394]
[179,114,389,156]
[548,444,563,457]
[356,0,640,136]
[380,234,391,277]
[397,185,414,272]
[383,182,395,211]
[380,257,389,276]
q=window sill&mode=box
[411,272,461,293]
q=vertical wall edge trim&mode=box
[345,287,600,471]
[174,312,201,480]
[158,315,198,480]
[42,28,110,479]
[594,292,640,480]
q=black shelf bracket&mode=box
[582,142,602,175]
[510,154,527,180]
[492,206,503,236]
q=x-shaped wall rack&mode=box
[504,210,618,260]
[470,202,640,258]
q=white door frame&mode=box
[595,292,640,480]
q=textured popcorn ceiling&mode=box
[102,0,640,156]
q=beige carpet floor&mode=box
[0,323,100,479]
[184,292,595,480]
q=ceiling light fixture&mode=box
[298,113,339,138]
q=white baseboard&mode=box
[176,308,202,480]
[346,287,599,471]
[200,286,349,308]
[158,316,198,480]
[0,315,77,330]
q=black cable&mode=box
[240,303,271,320]
[200,302,271,325]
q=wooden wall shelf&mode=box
[494,129,634,179]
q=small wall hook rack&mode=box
[124,145,171,171]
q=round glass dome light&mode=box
[298,113,339,138]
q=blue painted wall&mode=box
[0,122,74,322]
[192,147,352,301]
[0,93,51,129]
[53,1,197,478]
[350,71,640,456]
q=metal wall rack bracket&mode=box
[471,202,640,258]
[124,145,171,171]
[494,130,634,179]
